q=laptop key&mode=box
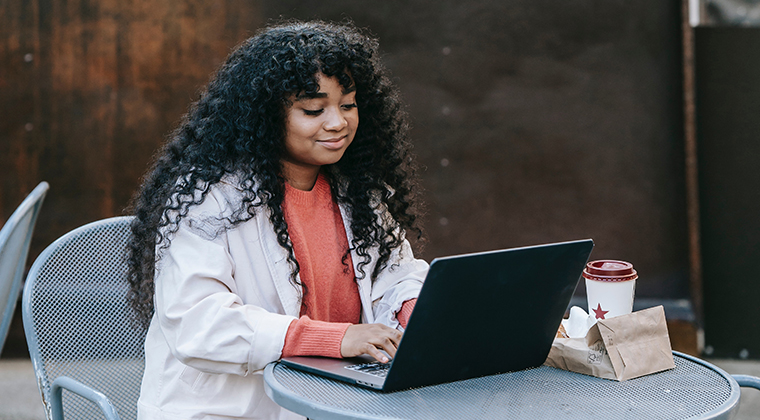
[345,362,391,378]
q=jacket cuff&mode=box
[372,277,424,329]
[247,310,298,372]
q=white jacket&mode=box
[137,179,429,420]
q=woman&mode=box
[127,20,428,419]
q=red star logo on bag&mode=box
[592,303,609,320]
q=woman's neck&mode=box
[282,162,321,191]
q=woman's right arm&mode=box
[154,194,297,376]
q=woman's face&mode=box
[282,74,359,189]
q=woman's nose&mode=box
[323,107,348,131]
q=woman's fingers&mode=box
[369,333,399,359]
[365,345,390,363]
[341,323,404,363]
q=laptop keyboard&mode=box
[345,361,391,378]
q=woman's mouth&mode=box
[316,136,347,150]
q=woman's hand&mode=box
[340,323,402,363]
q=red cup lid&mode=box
[582,260,638,282]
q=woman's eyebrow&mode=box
[295,85,356,100]
[296,91,327,100]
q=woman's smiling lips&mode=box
[316,136,347,150]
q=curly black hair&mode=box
[126,20,423,328]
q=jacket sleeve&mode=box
[154,192,296,376]
[369,237,429,329]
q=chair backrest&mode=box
[0,181,49,354]
[22,216,145,420]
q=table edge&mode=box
[264,352,741,420]
[264,362,394,420]
[671,351,740,420]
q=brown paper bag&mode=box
[544,305,676,381]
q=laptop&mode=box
[280,239,594,392]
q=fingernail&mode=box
[382,357,388,363]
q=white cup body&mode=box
[585,277,636,320]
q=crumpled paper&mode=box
[561,305,597,338]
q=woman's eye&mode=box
[303,109,324,116]
[342,103,358,110]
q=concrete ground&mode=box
[0,359,44,420]
[1,358,759,420]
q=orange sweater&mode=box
[281,174,415,358]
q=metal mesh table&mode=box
[264,352,740,420]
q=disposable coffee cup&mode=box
[583,260,637,321]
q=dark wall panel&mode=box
[695,27,760,359]
[264,1,688,299]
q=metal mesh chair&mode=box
[22,216,145,420]
[0,181,49,354]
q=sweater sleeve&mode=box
[396,298,417,329]
[281,316,351,358]
[282,300,417,358]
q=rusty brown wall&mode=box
[2,0,687,353]
[1,0,264,257]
